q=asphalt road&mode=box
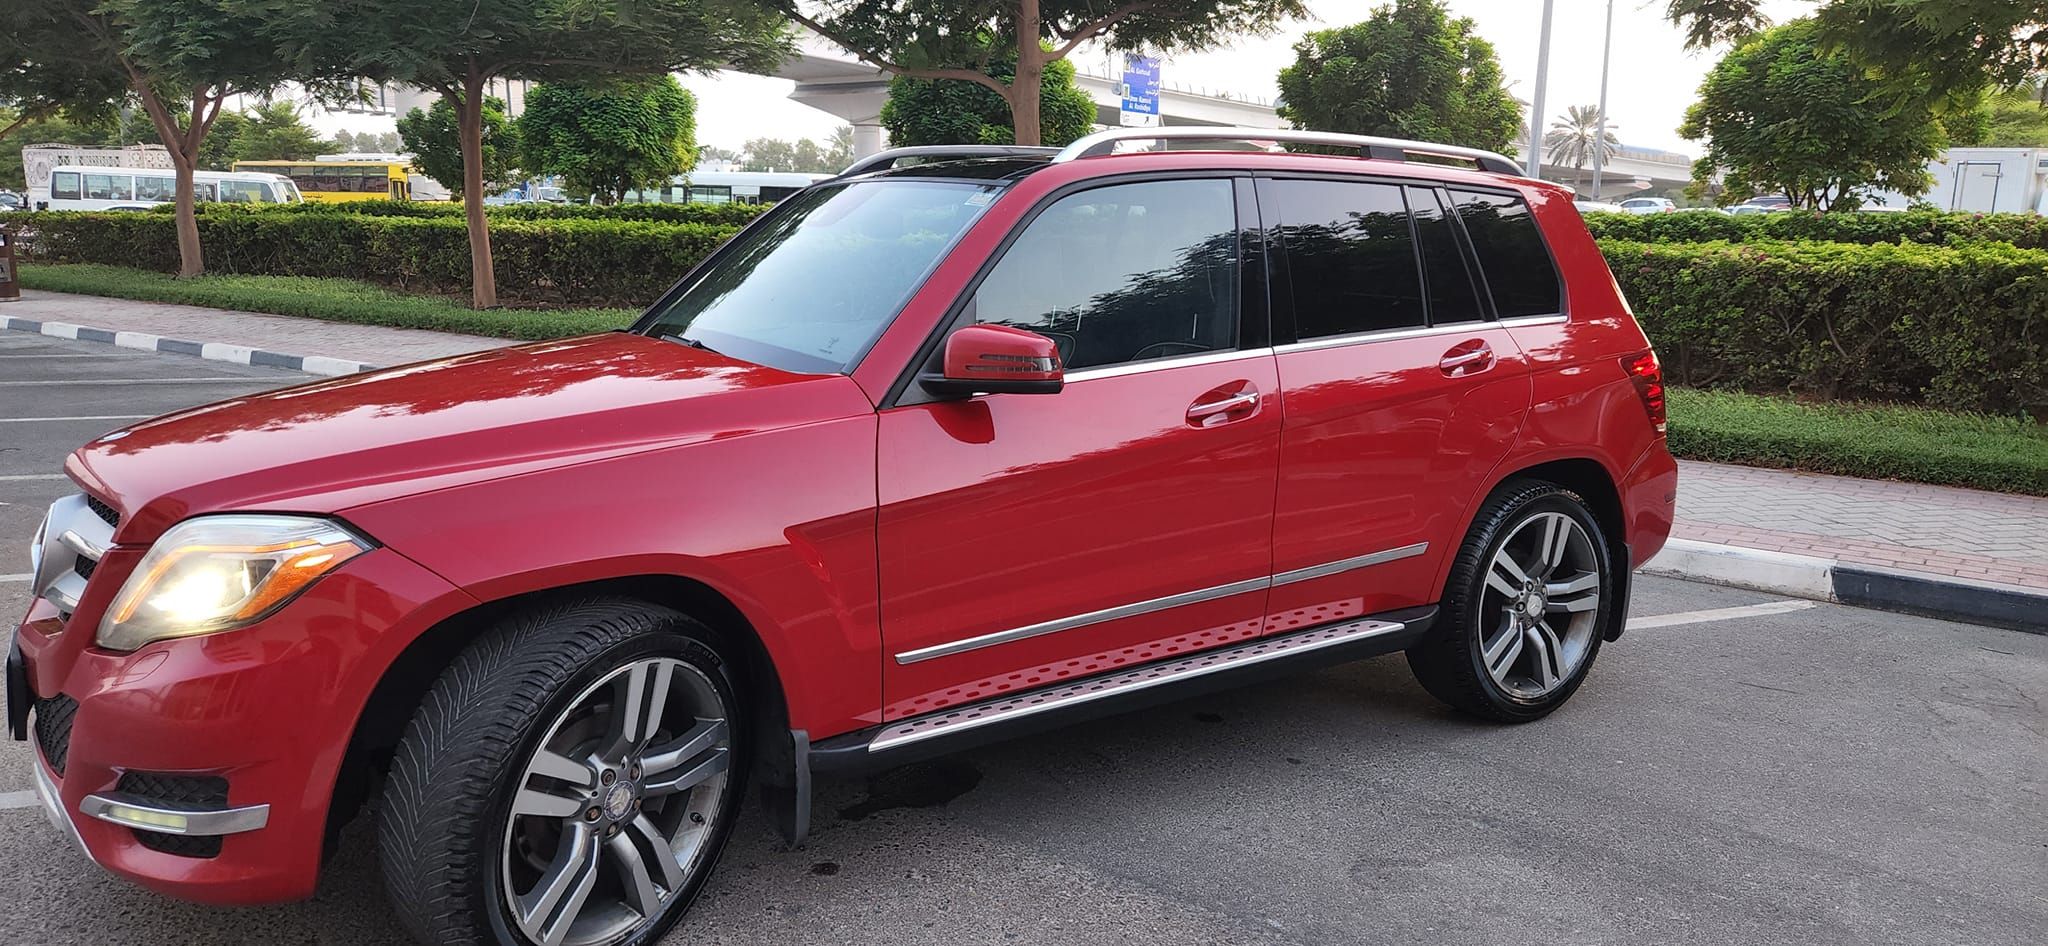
[2,332,2044,946]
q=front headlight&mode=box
[97,515,373,652]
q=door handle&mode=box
[1439,342,1495,377]
[1187,387,1261,426]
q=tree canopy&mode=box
[520,77,697,204]
[1679,20,1954,210]
[737,129,853,173]
[781,1,1306,146]
[277,0,790,306]
[1544,105,1619,172]
[1275,0,1521,155]
[881,51,1093,147]
[397,96,520,198]
[0,6,129,141]
[233,100,325,161]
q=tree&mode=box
[698,144,743,166]
[196,108,247,169]
[0,6,129,143]
[1679,21,1953,210]
[780,1,1306,147]
[520,77,697,204]
[1958,79,2048,148]
[397,96,520,198]
[304,0,789,308]
[234,99,325,161]
[1544,105,1619,172]
[1275,0,1522,155]
[881,50,1093,147]
[17,0,355,276]
[329,128,358,153]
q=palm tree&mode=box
[1544,105,1621,171]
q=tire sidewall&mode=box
[1459,490,1614,718]
[480,627,746,946]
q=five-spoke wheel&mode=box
[1407,481,1615,721]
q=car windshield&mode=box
[640,179,999,374]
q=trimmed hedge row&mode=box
[1584,209,2048,250]
[1610,239,2048,415]
[172,199,772,227]
[21,210,738,306]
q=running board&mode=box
[807,606,1434,777]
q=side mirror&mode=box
[920,324,1065,397]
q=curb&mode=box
[1645,538,2046,634]
[1,316,378,376]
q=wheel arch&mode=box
[323,573,793,845]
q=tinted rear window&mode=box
[1264,178,1424,338]
[1408,186,1485,325]
[1449,190,1563,318]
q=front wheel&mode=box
[1408,481,1616,722]
[378,599,745,946]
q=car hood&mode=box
[66,332,874,545]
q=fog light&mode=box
[100,804,190,833]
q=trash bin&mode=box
[0,227,17,302]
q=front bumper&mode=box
[10,546,473,905]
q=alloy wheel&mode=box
[1477,511,1603,699]
[500,657,732,946]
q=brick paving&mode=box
[2,290,506,366]
[1674,460,2048,591]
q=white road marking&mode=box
[0,353,110,359]
[0,573,30,582]
[0,378,278,386]
[0,415,151,423]
[0,474,68,481]
[0,790,40,810]
[1629,600,1820,630]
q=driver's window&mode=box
[972,179,1239,371]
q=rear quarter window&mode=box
[1449,189,1564,319]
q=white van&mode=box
[37,166,302,211]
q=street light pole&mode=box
[1590,0,1615,199]
[1526,0,1556,179]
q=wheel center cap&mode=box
[602,782,636,820]
[1524,593,1545,619]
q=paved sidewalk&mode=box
[1,290,504,367]
[1673,460,2048,592]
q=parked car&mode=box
[1573,199,1627,214]
[13,128,1677,946]
[0,190,23,212]
[1618,197,1676,214]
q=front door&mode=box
[876,177,1280,720]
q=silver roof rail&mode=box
[838,145,1060,178]
[1051,127,1523,177]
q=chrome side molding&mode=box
[894,542,1429,665]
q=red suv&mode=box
[11,129,1675,946]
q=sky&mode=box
[671,0,1814,157]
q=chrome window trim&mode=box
[893,542,1428,664]
[1274,321,1502,355]
[1498,314,1567,328]
[1063,346,1275,383]
[79,792,270,836]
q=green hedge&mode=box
[1610,239,2048,415]
[171,199,771,227]
[20,209,740,307]
[1584,209,2048,249]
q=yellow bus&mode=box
[231,160,413,202]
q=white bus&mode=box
[37,166,303,211]
[622,170,829,206]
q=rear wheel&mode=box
[1408,481,1615,722]
[379,599,743,946]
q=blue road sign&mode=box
[1119,54,1161,126]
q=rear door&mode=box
[876,176,1281,720]
[1257,176,1533,632]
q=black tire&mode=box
[1407,480,1617,723]
[378,597,747,946]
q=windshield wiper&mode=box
[658,333,721,355]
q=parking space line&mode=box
[0,353,111,359]
[1629,600,1819,629]
[0,790,38,810]
[0,378,283,386]
[0,574,29,583]
[0,415,151,424]
[0,474,69,481]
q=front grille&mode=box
[85,495,120,527]
[117,772,230,859]
[32,694,77,776]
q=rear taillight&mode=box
[1624,350,1667,434]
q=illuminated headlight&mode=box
[97,515,373,652]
